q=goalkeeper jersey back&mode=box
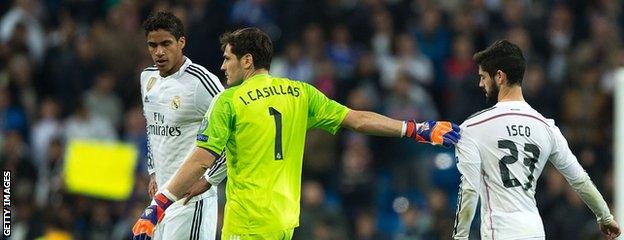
[196,74,350,234]
[140,57,226,202]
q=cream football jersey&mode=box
[453,101,596,240]
[140,57,226,201]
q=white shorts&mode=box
[153,196,217,240]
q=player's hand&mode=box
[148,173,158,198]
[132,192,174,240]
[600,220,621,240]
[404,120,460,147]
[183,176,212,205]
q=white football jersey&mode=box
[140,57,226,202]
[453,101,591,240]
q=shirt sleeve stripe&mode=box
[188,64,222,93]
[185,68,218,97]
[453,176,464,236]
[185,67,218,96]
[207,153,226,176]
[187,65,219,94]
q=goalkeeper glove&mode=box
[132,192,175,240]
[403,120,460,147]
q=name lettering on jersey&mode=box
[239,85,301,105]
[505,125,531,137]
[147,112,182,137]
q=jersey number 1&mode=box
[498,140,540,190]
[269,107,284,160]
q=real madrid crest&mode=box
[171,96,181,110]
[146,77,157,92]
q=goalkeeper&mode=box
[132,27,461,240]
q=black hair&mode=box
[220,28,273,70]
[142,11,184,39]
[473,40,526,85]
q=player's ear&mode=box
[242,53,253,70]
[178,36,186,50]
[496,70,506,85]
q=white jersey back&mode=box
[140,58,225,201]
[454,101,583,239]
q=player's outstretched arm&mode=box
[340,109,403,136]
[341,110,460,147]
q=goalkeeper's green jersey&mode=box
[196,74,350,234]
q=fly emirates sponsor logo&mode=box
[147,112,181,137]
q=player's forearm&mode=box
[342,110,402,137]
[165,147,217,199]
[571,177,614,224]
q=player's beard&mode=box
[485,81,499,105]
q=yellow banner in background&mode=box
[64,139,138,200]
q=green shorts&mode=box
[222,228,294,240]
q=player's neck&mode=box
[498,85,525,102]
[243,68,269,81]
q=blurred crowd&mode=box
[0,0,621,239]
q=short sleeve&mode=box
[305,83,350,134]
[196,91,233,157]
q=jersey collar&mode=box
[495,100,528,107]
[242,73,270,85]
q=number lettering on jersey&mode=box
[497,140,541,190]
[269,107,284,160]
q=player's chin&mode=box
[227,77,239,86]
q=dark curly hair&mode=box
[142,11,184,40]
[473,40,526,86]
[220,28,273,70]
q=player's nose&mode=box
[155,46,165,57]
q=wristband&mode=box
[161,189,179,202]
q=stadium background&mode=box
[0,0,620,239]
